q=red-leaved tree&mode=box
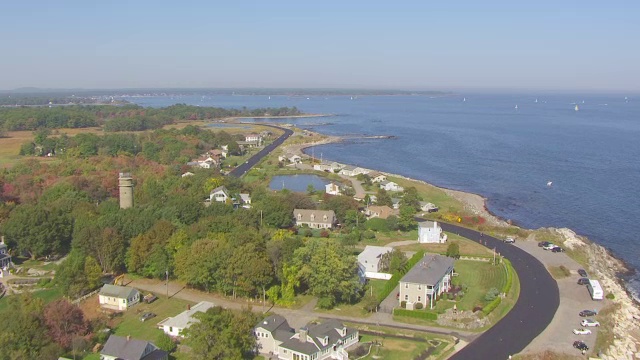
[43,299,88,349]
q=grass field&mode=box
[0,287,63,311]
[393,232,493,257]
[453,260,508,311]
[349,325,453,360]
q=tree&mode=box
[55,249,93,298]
[398,205,417,231]
[293,239,363,308]
[126,220,175,275]
[183,307,258,360]
[376,188,393,207]
[446,241,460,259]
[156,333,176,353]
[0,293,51,359]
[43,299,88,349]
[380,248,408,273]
[306,184,315,195]
[400,186,422,210]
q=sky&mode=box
[1,1,639,92]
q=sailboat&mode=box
[463,97,466,102]
[515,105,518,110]
[268,96,271,100]
[547,181,553,187]
[535,98,538,103]
[575,104,579,111]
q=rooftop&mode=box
[99,284,139,299]
[400,254,455,286]
[157,301,215,330]
[294,209,336,225]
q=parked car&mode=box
[504,237,515,244]
[551,246,565,253]
[573,340,589,351]
[581,319,600,327]
[579,309,597,317]
[578,269,588,277]
[543,243,557,250]
[538,241,553,248]
[143,293,157,304]
[140,312,156,322]
[573,328,592,335]
[577,278,590,285]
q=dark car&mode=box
[140,312,156,322]
[578,278,590,285]
[578,269,588,277]
[538,241,553,247]
[579,309,598,317]
[551,246,565,253]
[573,340,589,351]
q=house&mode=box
[157,301,215,337]
[364,205,398,220]
[339,165,358,177]
[369,172,387,183]
[98,285,140,311]
[325,183,341,196]
[187,156,218,169]
[209,149,225,159]
[245,133,262,143]
[390,198,401,210]
[100,335,167,360]
[314,161,343,172]
[181,172,195,178]
[293,209,336,229]
[209,186,230,203]
[289,155,302,164]
[239,193,252,208]
[418,221,448,244]
[0,237,11,270]
[419,202,439,212]
[399,254,455,309]
[357,246,393,280]
[380,181,404,192]
[255,316,359,360]
[254,314,295,356]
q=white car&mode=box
[573,328,592,335]
[543,243,557,250]
[504,237,515,244]
[581,319,600,327]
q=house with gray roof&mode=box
[418,220,447,244]
[99,284,140,311]
[0,237,12,270]
[100,335,167,360]
[255,314,296,356]
[157,301,215,337]
[399,254,455,309]
[357,245,394,280]
[255,316,358,360]
[209,186,230,203]
[293,209,336,229]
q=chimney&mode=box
[299,327,308,343]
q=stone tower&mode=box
[118,172,134,209]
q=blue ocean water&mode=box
[128,93,640,298]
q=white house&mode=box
[420,202,439,212]
[289,154,302,164]
[157,301,215,337]
[256,316,358,360]
[0,238,11,270]
[245,133,262,143]
[325,183,341,196]
[100,335,167,360]
[339,165,358,177]
[209,186,230,203]
[98,285,140,311]
[294,209,335,229]
[369,171,387,183]
[239,193,252,208]
[418,221,448,244]
[313,161,343,172]
[391,198,401,210]
[357,246,394,280]
[380,181,404,192]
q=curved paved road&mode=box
[438,222,560,360]
[228,124,294,177]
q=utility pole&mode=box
[260,210,263,227]
[165,268,169,298]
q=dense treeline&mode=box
[1,129,364,308]
[0,103,302,131]
[19,125,241,162]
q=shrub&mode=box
[414,302,424,310]
[484,287,500,302]
[363,230,376,239]
[303,229,313,237]
[156,333,176,352]
[394,308,437,320]
[365,218,388,232]
[473,305,483,313]
[400,301,407,308]
[606,293,615,300]
[319,230,330,238]
[317,296,335,309]
[482,297,502,315]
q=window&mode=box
[418,285,422,290]
[418,296,421,302]
[404,294,408,301]
[405,283,408,289]
[310,214,315,221]
[169,327,173,333]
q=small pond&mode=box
[269,174,329,192]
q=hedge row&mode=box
[377,250,425,304]
[502,259,514,295]
[482,297,502,315]
[394,308,438,320]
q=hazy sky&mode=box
[1,1,638,91]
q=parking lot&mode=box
[516,240,606,356]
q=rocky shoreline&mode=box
[291,130,640,358]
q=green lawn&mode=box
[393,233,493,257]
[452,260,507,311]
[0,287,63,312]
[315,279,387,317]
[111,297,194,344]
[352,328,452,360]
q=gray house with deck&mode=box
[399,254,455,309]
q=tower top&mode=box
[119,172,132,179]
